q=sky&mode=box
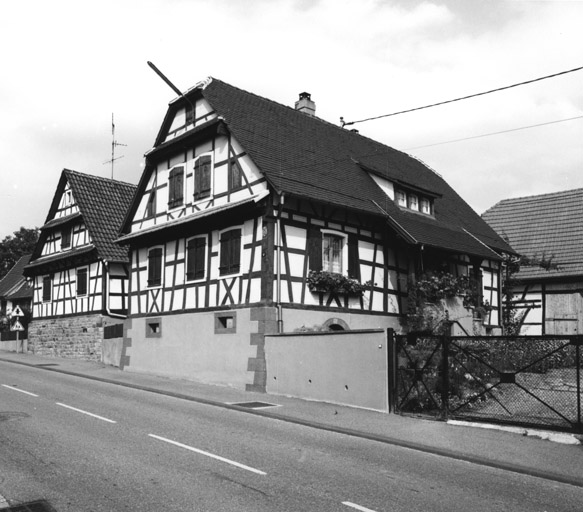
[1,0,582,241]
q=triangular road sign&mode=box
[11,319,25,332]
[11,305,24,317]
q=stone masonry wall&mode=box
[28,314,106,361]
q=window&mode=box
[408,194,419,211]
[228,160,242,191]
[219,228,242,276]
[168,165,184,209]
[76,267,88,296]
[145,317,162,338]
[186,236,206,281]
[185,105,195,125]
[61,227,72,250]
[147,247,163,287]
[396,188,433,216]
[396,190,407,207]
[215,312,237,334]
[194,154,212,200]
[420,198,431,215]
[42,275,52,302]
[145,188,156,218]
[308,228,360,279]
[322,233,345,274]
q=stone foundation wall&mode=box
[27,314,108,361]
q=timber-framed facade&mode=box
[24,169,136,361]
[117,78,513,391]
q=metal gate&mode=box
[391,332,583,433]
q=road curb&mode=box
[2,355,583,489]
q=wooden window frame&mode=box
[193,153,213,201]
[147,246,164,288]
[145,188,156,218]
[228,159,243,192]
[186,235,207,281]
[76,267,88,297]
[168,165,185,209]
[219,227,242,277]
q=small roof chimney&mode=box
[295,92,316,116]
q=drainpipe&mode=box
[276,193,285,333]
[104,261,127,320]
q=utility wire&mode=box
[341,65,583,127]
[405,115,583,150]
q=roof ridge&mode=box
[493,187,583,205]
[63,168,137,188]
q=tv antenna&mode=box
[103,113,127,179]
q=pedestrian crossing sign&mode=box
[11,319,25,332]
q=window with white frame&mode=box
[147,246,164,288]
[395,187,433,216]
[193,154,213,201]
[322,231,347,274]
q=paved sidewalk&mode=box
[1,351,582,488]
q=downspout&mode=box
[104,261,127,319]
[276,193,285,333]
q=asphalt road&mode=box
[1,361,582,512]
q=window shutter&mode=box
[187,237,206,280]
[229,160,242,191]
[220,229,241,275]
[307,227,322,272]
[146,189,156,217]
[194,156,212,200]
[348,234,360,280]
[148,248,163,287]
[42,275,52,302]
[77,268,88,296]
[168,166,184,208]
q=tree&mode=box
[0,227,39,280]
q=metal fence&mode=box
[390,332,582,433]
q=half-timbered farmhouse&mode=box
[483,188,583,335]
[24,169,136,360]
[117,77,513,390]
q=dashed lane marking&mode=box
[1,384,39,397]
[342,501,378,512]
[56,403,117,423]
[149,433,267,475]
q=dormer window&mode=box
[408,194,419,211]
[395,187,433,216]
[396,190,407,207]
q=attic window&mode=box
[395,188,433,216]
[61,227,72,250]
[168,165,184,209]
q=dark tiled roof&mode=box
[0,254,31,298]
[127,78,513,260]
[482,188,583,280]
[29,170,137,270]
[201,79,512,259]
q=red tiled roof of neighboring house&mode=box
[482,188,583,280]
[27,170,137,273]
[0,254,32,299]
[126,78,513,260]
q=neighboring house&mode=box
[0,253,33,329]
[116,77,513,390]
[23,169,137,360]
[483,188,583,335]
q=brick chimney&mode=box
[295,92,316,116]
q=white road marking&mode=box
[2,384,38,397]
[56,403,117,423]
[342,501,378,512]
[149,433,267,475]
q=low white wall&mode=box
[265,329,389,412]
[0,339,28,353]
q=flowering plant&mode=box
[307,270,367,296]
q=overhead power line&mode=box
[341,65,583,127]
[405,115,583,150]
